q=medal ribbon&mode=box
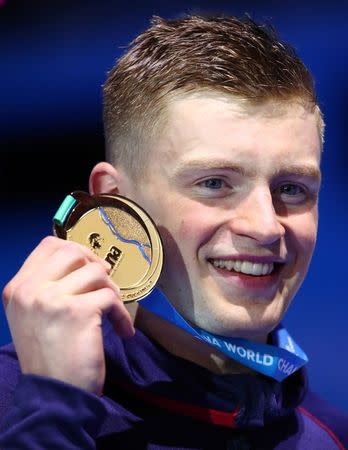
[140,288,308,381]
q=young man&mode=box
[0,14,347,449]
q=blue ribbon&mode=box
[140,288,308,382]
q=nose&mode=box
[229,187,285,245]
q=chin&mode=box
[194,303,286,341]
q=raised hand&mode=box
[2,236,135,396]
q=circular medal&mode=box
[52,191,163,303]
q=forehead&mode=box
[151,95,322,176]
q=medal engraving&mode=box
[53,191,163,302]
[105,245,123,270]
[88,233,103,250]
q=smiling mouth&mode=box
[208,259,283,277]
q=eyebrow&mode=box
[273,164,321,182]
[173,159,249,177]
[173,159,321,181]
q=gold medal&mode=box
[53,191,163,303]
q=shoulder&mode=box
[297,390,348,449]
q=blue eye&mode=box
[202,178,224,189]
[279,184,304,196]
[276,183,307,204]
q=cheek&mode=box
[289,212,318,262]
[178,217,202,240]
[160,203,217,265]
[177,206,219,247]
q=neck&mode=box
[134,305,258,375]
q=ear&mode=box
[89,162,121,195]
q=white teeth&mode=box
[240,261,254,275]
[234,260,242,272]
[262,264,270,275]
[211,259,274,276]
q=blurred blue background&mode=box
[1,0,347,413]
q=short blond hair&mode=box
[103,15,323,176]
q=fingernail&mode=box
[102,259,112,271]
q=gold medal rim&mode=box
[61,193,163,303]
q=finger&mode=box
[15,236,64,278]
[2,237,111,310]
[107,300,135,338]
[58,262,117,296]
[2,236,64,305]
[16,237,110,282]
[78,288,135,338]
[38,241,111,282]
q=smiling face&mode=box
[118,94,322,341]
